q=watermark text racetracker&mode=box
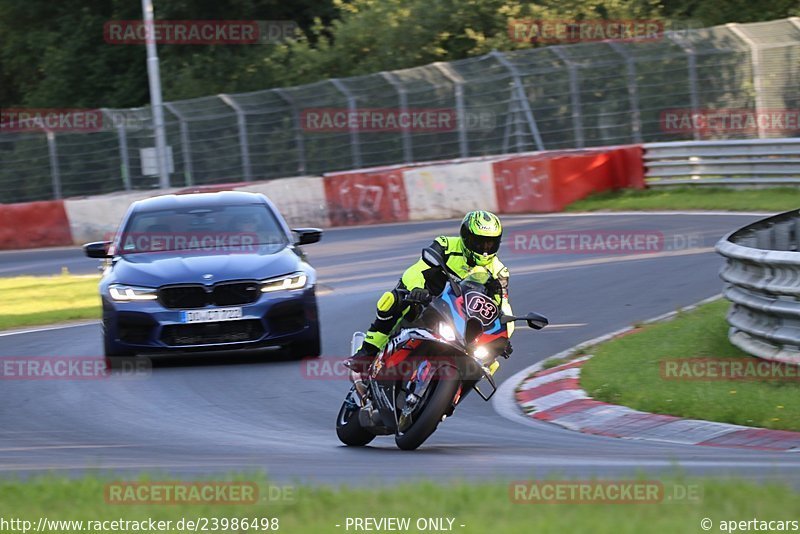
[104,481,294,505]
[661,358,800,382]
[0,357,149,380]
[510,480,702,504]
[104,20,299,45]
[300,108,496,132]
[114,231,275,255]
[509,230,704,254]
[2,108,152,133]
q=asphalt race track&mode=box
[2,213,799,485]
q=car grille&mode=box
[160,320,265,346]
[117,312,157,344]
[266,301,307,336]
[158,282,260,309]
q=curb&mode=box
[497,294,800,452]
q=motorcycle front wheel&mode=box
[395,368,459,451]
[335,388,376,446]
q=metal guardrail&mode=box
[645,138,800,186]
[716,209,800,365]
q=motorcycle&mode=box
[336,246,548,450]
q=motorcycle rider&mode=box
[345,210,514,375]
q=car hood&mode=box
[108,246,304,287]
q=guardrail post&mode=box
[666,33,702,141]
[330,79,362,169]
[550,46,584,148]
[219,94,253,181]
[727,23,766,139]
[433,63,468,158]
[490,50,545,151]
[381,71,413,163]
[608,42,642,144]
[274,88,307,175]
[102,108,132,191]
[164,103,193,186]
[46,131,62,199]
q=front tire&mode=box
[394,369,459,451]
[336,390,375,446]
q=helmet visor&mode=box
[464,232,501,256]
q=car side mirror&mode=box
[421,246,445,268]
[83,241,112,259]
[293,228,322,246]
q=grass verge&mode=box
[580,299,800,432]
[0,273,101,331]
[566,186,798,212]
[0,474,797,533]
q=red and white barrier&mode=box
[1,145,644,249]
[0,200,72,250]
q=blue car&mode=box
[83,191,322,359]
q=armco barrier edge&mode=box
[716,209,800,365]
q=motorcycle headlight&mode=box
[473,345,492,365]
[260,272,308,293]
[438,322,456,341]
[108,284,158,301]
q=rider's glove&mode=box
[485,277,502,298]
[406,288,432,305]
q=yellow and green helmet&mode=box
[460,210,502,267]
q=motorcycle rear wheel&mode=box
[395,369,459,451]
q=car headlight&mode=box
[260,272,308,293]
[473,345,492,365]
[108,284,158,301]
[438,322,456,341]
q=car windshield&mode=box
[118,204,287,254]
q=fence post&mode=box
[550,46,585,148]
[667,33,702,141]
[490,50,545,151]
[164,103,193,186]
[274,89,307,175]
[608,42,642,144]
[219,94,253,181]
[381,71,413,163]
[330,79,362,169]
[101,108,132,191]
[433,63,468,158]
[727,23,766,138]
[46,131,62,199]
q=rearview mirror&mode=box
[293,228,323,246]
[421,246,445,268]
[525,312,549,330]
[83,241,112,259]
[500,312,549,330]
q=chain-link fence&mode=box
[1,17,799,203]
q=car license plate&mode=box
[180,307,243,323]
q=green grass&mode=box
[0,473,798,533]
[566,187,800,212]
[580,300,800,432]
[0,273,101,330]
